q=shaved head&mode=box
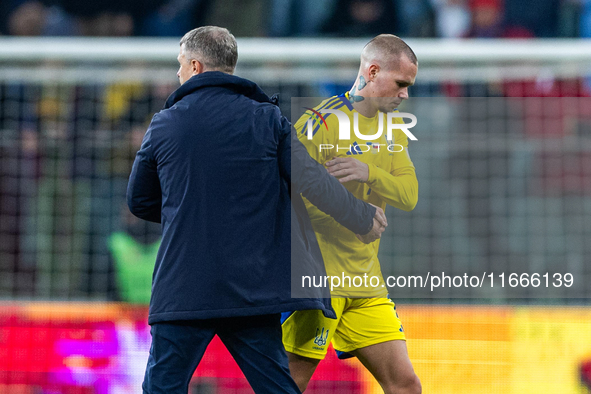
[348,34,418,116]
[361,34,417,71]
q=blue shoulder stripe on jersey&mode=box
[311,101,346,137]
[299,99,336,135]
[299,97,340,135]
[302,98,343,137]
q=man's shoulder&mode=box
[143,104,191,145]
[294,95,349,141]
[153,94,207,124]
[252,100,282,122]
[148,106,179,129]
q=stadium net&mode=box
[0,37,590,301]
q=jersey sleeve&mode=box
[366,129,418,212]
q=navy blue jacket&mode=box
[127,72,374,324]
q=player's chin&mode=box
[379,103,399,112]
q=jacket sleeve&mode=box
[127,126,162,223]
[278,114,375,235]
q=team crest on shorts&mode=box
[314,327,329,346]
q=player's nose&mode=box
[399,88,409,99]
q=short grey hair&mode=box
[180,26,238,74]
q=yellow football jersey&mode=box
[294,93,418,297]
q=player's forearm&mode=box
[367,164,418,211]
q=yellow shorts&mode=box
[282,297,405,360]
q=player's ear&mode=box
[368,64,379,81]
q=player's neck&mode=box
[351,100,378,118]
[348,80,378,118]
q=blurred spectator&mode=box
[580,0,591,37]
[468,0,505,37]
[206,0,264,37]
[430,0,471,37]
[140,0,212,37]
[57,0,140,36]
[468,0,535,38]
[268,0,337,37]
[504,0,560,37]
[558,0,581,37]
[322,0,399,37]
[0,2,7,34]
[2,0,213,37]
[108,205,160,304]
[395,0,435,37]
[5,1,76,36]
[0,0,582,38]
[101,81,176,138]
[8,1,45,36]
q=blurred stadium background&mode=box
[2,0,591,393]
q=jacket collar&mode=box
[164,71,276,109]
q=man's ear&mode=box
[368,64,380,81]
[191,59,203,75]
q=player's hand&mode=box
[326,157,369,183]
[372,205,387,228]
[356,205,387,244]
[356,218,385,244]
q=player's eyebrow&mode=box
[397,80,414,88]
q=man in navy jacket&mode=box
[128,26,386,393]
